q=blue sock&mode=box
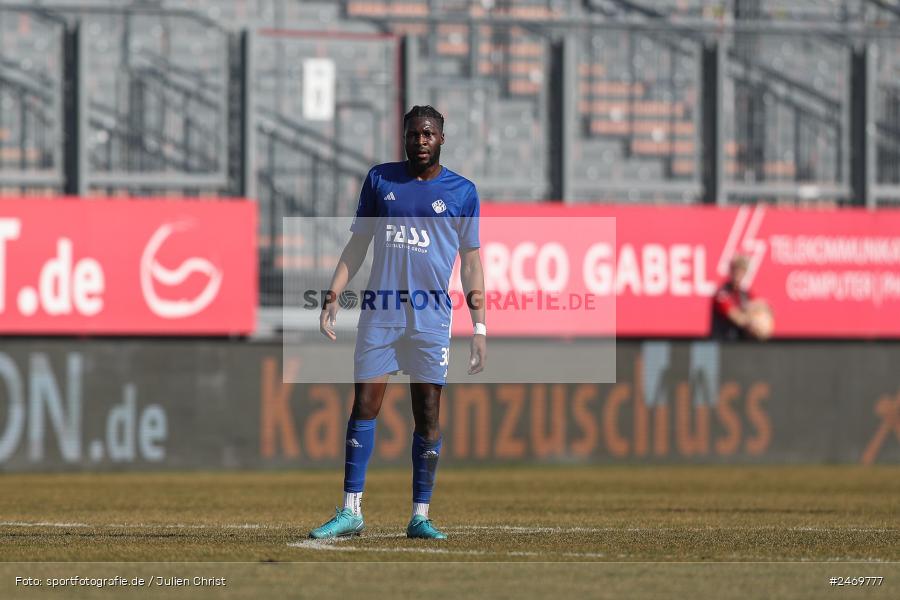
[412,432,442,504]
[343,418,376,493]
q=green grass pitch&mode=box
[1,465,898,599]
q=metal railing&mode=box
[0,5,65,191]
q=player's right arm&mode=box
[321,168,378,340]
[320,233,372,340]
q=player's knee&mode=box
[351,397,381,420]
[415,423,441,441]
[414,405,440,440]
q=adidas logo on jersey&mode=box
[431,199,447,214]
[384,191,397,202]
[347,438,363,448]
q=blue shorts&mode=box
[354,327,451,385]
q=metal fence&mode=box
[254,29,400,304]
[82,10,230,191]
[874,35,900,201]
[0,4,231,195]
[0,6,65,193]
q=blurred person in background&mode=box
[711,255,774,340]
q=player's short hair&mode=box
[730,254,749,270]
[404,105,444,131]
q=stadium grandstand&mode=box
[1,0,899,315]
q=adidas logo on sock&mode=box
[347,438,363,448]
[384,191,396,201]
[419,449,440,459]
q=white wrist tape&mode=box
[473,323,487,336]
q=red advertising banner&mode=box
[0,198,256,335]
[448,216,617,339]
[476,204,900,338]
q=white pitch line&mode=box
[0,521,267,530]
[3,521,891,561]
[787,527,894,533]
[288,539,545,557]
[288,540,497,556]
[0,522,652,536]
[286,523,898,558]
[2,522,894,535]
[0,521,93,528]
[449,525,898,534]
[446,525,610,534]
[291,540,894,562]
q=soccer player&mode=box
[309,106,486,540]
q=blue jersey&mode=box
[350,161,480,334]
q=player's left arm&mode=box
[460,247,486,374]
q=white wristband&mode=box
[473,323,487,336]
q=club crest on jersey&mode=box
[431,199,447,214]
[385,224,430,249]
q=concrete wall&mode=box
[0,339,898,471]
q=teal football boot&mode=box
[309,508,364,539]
[406,515,447,540]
